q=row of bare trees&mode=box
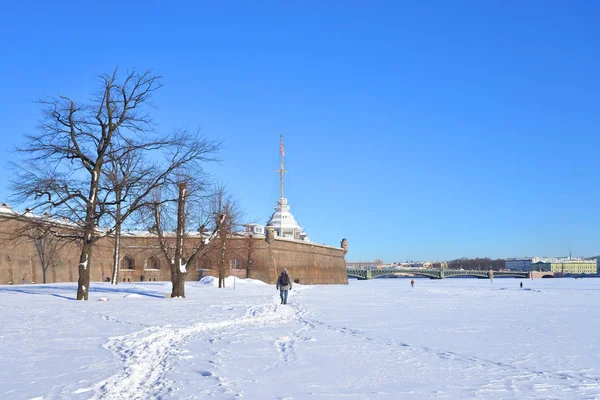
[9,68,239,299]
[446,258,505,271]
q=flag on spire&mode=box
[280,135,285,157]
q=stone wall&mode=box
[0,218,348,285]
[246,237,348,284]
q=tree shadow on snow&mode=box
[91,286,164,299]
[0,286,76,300]
[0,284,164,299]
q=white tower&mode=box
[267,135,308,241]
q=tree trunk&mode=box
[172,269,187,297]
[246,235,253,279]
[218,251,224,288]
[111,227,120,285]
[77,167,100,300]
[218,236,226,288]
[111,188,122,285]
[171,182,187,298]
[35,238,47,284]
[77,239,93,300]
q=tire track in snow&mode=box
[91,294,302,400]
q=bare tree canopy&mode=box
[7,214,74,284]
[10,68,221,300]
[150,180,227,298]
[209,186,244,288]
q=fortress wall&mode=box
[247,237,348,285]
[0,219,82,284]
[0,218,348,285]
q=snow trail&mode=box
[92,287,307,400]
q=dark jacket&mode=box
[276,273,292,290]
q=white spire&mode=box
[267,136,308,241]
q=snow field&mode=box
[1,277,600,399]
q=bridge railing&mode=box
[347,268,534,280]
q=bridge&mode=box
[346,268,549,280]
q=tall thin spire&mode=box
[278,134,286,199]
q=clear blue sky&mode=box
[1,1,599,262]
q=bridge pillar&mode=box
[366,269,372,280]
[439,270,445,279]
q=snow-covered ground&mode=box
[1,277,600,399]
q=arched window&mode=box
[145,256,160,270]
[120,256,135,270]
[230,257,243,270]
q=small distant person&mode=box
[410,279,415,288]
[520,281,523,289]
[276,269,292,305]
[22,274,28,284]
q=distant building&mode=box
[506,257,597,274]
[531,261,551,272]
[243,223,266,236]
[549,260,597,275]
[505,259,533,271]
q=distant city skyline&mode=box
[1,2,600,261]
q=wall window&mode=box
[121,256,135,270]
[145,256,160,270]
[231,257,243,270]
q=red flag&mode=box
[280,139,285,157]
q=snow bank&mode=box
[199,276,237,287]
[198,276,268,287]
[198,276,219,286]
[123,293,144,299]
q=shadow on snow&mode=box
[0,283,165,300]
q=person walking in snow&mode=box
[410,279,414,288]
[520,281,523,289]
[276,269,292,305]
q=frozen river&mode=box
[1,277,599,399]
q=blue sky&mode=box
[1,1,599,262]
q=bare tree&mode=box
[8,216,72,283]
[11,68,219,300]
[209,187,243,288]
[151,180,225,298]
[246,233,254,279]
[100,144,150,285]
[102,149,133,284]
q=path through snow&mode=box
[91,287,308,399]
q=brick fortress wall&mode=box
[0,218,348,285]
